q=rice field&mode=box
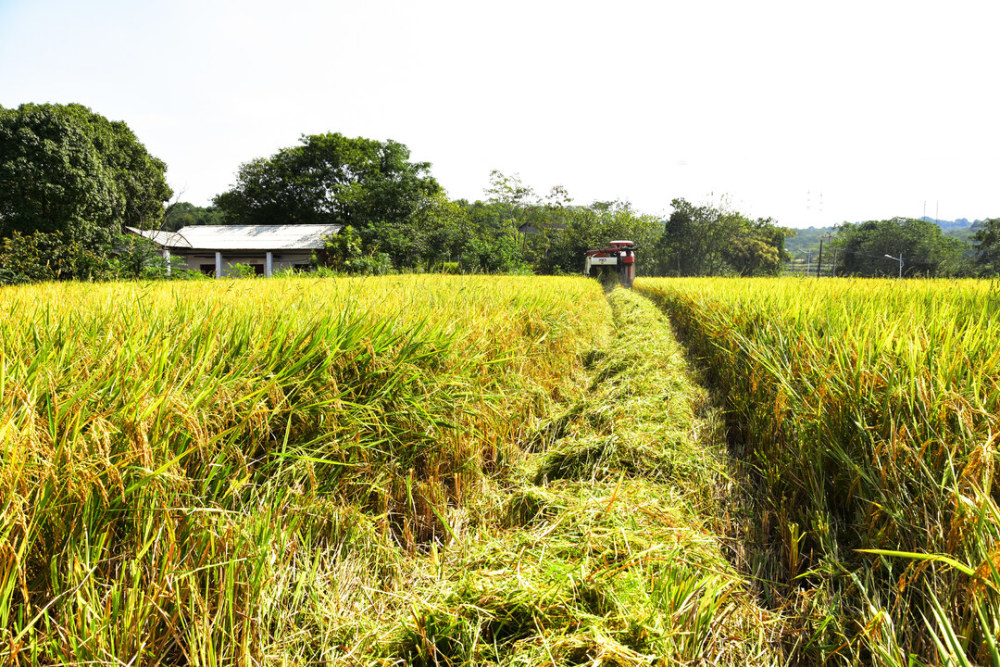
[7,273,997,665]
[0,276,608,664]
[1,275,779,666]
[637,277,1000,666]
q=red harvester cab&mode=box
[584,240,635,288]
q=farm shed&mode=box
[127,224,342,277]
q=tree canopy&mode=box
[0,103,172,246]
[654,198,791,276]
[971,218,1000,274]
[831,218,965,277]
[163,202,226,231]
[213,133,441,228]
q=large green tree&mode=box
[655,198,790,276]
[213,133,441,228]
[971,218,1000,274]
[163,202,226,231]
[0,103,172,245]
[833,218,965,277]
[449,199,526,273]
[482,170,576,268]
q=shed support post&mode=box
[265,251,273,277]
[215,251,223,278]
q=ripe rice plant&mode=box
[0,275,606,664]
[637,277,1000,665]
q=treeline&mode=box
[791,218,1000,278]
[0,104,791,282]
[190,130,794,277]
[832,218,968,277]
[200,131,697,275]
[3,102,1000,284]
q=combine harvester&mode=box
[584,240,635,288]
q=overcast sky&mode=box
[1,0,997,227]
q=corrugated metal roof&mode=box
[128,224,342,251]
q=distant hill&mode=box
[784,226,835,257]
[918,217,993,244]
[920,217,979,230]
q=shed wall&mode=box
[177,251,315,276]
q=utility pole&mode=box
[805,250,812,276]
[831,248,838,277]
[816,239,824,277]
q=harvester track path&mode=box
[503,287,787,665]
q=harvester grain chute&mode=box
[584,240,635,288]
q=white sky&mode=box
[1,0,998,228]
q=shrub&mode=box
[0,230,114,284]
